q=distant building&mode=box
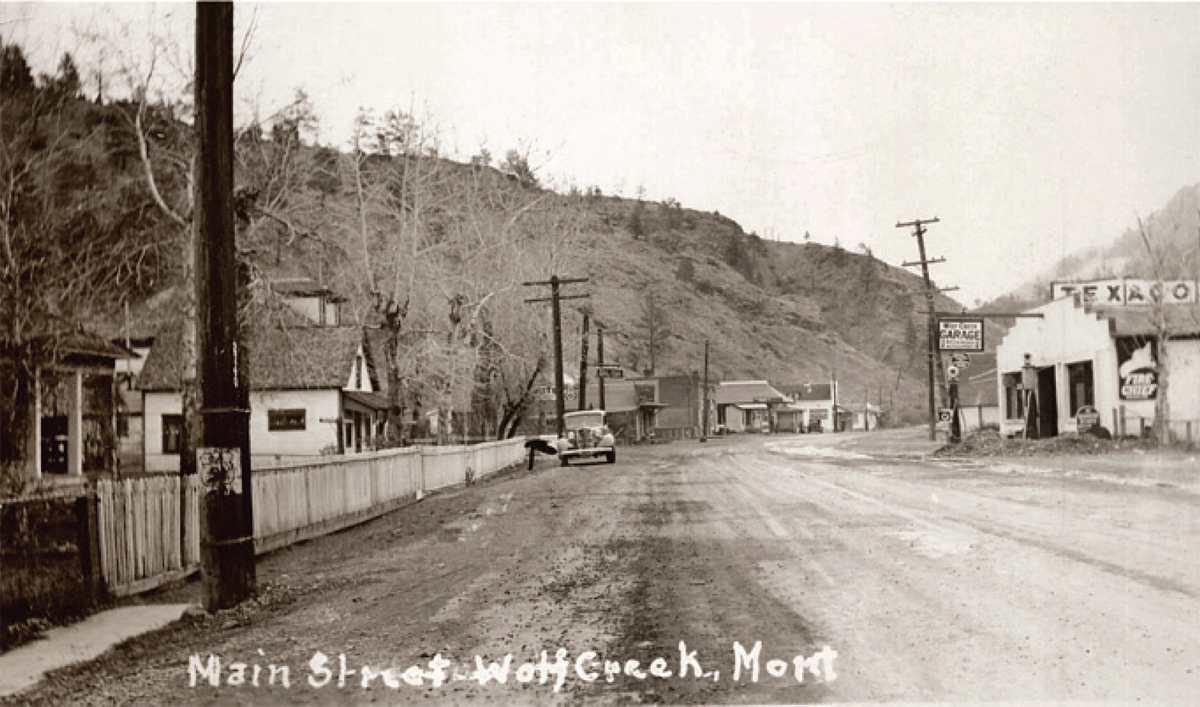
[271,278,344,327]
[713,380,788,433]
[852,404,883,432]
[777,382,839,432]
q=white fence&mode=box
[94,438,526,597]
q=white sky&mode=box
[6,2,1199,305]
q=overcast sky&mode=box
[6,2,1199,305]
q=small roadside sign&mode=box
[596,366,624,379]
[937,408,953,428]
[950,352,971,369]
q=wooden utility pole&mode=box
[597,327,606,411]
[524,276,589,437]
[195,1,254,610]
[578,312,590,411]
[700,340,709,442]
[898,216,944,442]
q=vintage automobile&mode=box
[555,410,616,465]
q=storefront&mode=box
[996,295,1200,440]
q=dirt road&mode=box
[11,429,1200,704]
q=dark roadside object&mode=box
[524,438,558,470]
[1084,425,1113,441]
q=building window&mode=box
[1003,373,1025,420]
[268,409,306,431]
[354,354,363,389]
[162,414,183,454]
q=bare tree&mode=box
[1,47,172,477]
[635,288,673,376]
[1137,215,1173,446]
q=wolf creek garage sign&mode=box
[938,318,984,352]
[1052,279,1199,306]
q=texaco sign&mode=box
[1052,278,1199,306]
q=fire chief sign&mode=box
[1117,337,1157,400]
[938,317,984,352]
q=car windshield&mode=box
[564,412,605,431]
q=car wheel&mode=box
[605,450,616,464]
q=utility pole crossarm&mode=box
[902,257,947,267]
[896,217,940,229]
[525,294,590,304]
[523,277,589,286]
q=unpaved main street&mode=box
[12,429,1200,704]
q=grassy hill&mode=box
[4,77,960,429]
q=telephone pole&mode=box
[578,312,590,411]
[524,276,589,437]
[700,340,710,442]
[897,216,946,442]
[195,1,255,610]
[597,327,606,411]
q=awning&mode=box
[638,402,670,410]
[735,403,768,410]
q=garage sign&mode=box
[938,318,984,352]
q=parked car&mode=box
[555,410,616,465]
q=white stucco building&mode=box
[995,295,1200,441]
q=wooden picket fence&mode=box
[94,438,526,597]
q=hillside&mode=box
[3,68,958,429]
[980,183,1200,314]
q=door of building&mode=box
[1036,366,1059,438]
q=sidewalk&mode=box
[0,604,193,699]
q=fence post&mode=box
[74,493,106,605]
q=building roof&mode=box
[139,322,366,392]
[362,327,389,397]
[5,330,137,363]
[343,390,389,410]
[1086,303,1200,337]
[778,382,833,402]
[713,380,788,405]
[49,330,137,360]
